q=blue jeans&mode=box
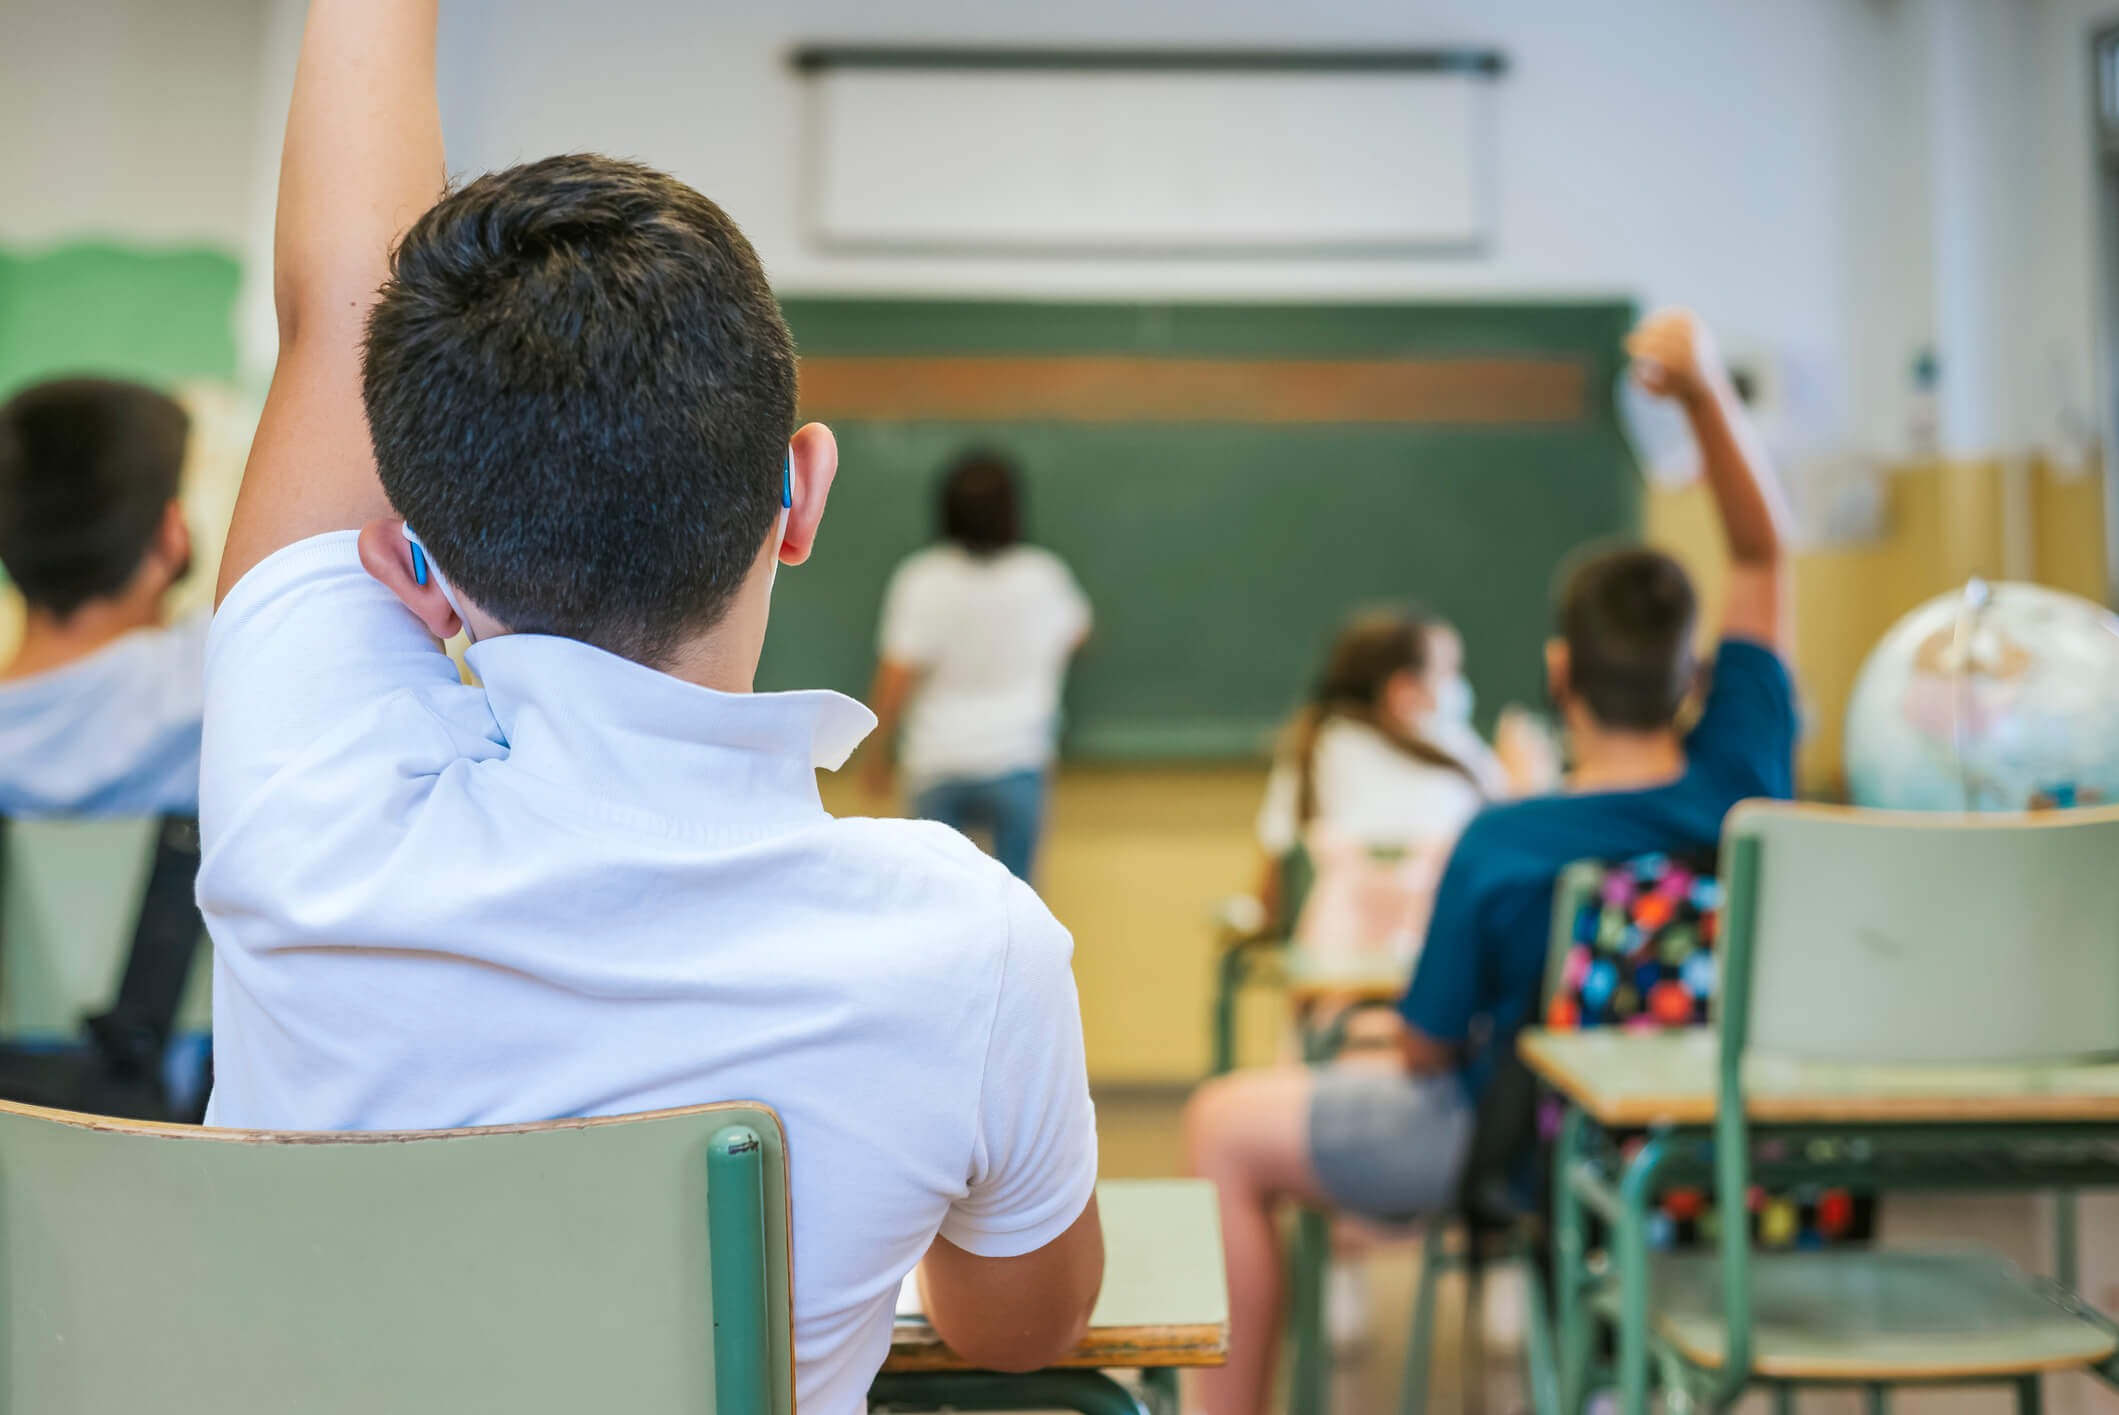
[912,769,1048,883]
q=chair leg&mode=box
[2014,1374,2042,1415]
[1463,1253,1488,1415]
[1399,1222,1450,1415]
[1287,1206,1333,1415]
[1864,1384,1889,1415]
[1773,1382,1796,1415]
[1517,1249,1561,1415]
[1211,948,1245,1076]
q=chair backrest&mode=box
[0,1099,793,1415]
[1722,801,2119,1065]
[0,816,211,1039]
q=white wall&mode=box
[0,0,269,250]
[433,0,1896,455]
[9,0,2110,475]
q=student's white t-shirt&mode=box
[1255,717,1486,856]
[877,544,1090,787]
[198,534,1099,1415]
[0,609,208,818]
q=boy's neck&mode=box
[4,595,166,682]
[1564,719,1686,793]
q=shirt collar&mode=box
[465,633,875,827]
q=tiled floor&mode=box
[1092,1087,2119,1415]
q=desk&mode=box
[1520,1028,2119,1415]
[1282,951,1410,1007]
[875,1178,1228,1415]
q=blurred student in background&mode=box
[866,451,1091,883]
[1252,609,1488,952]
[1185,309,1795,1415]
[0,378,203,817]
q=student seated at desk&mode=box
[1252,609,1490,961]
[1185,308,1795,1415]
[0,378,204,816]
[197,5,1102,1411]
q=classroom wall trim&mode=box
[798,355,1585,425]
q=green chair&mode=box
[1210,846,1314,1076]
[1629,801,2119,1415]
[0,1098,791,1414]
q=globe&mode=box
[1844,580,2119,812]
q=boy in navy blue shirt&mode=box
[1184,308,1794,1415]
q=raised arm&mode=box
[217,0,445,604]
[1626,309,1793,654]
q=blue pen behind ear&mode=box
[783,451,793,509]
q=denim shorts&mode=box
[1306,1066,1473,1223]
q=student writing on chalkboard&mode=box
[864,452,1092,884]
[0,378,205,817]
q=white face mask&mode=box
[1428,674,1475,730]
[401,523,477,644]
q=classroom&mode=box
[5,1,2119,1412]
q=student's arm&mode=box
[917,1195,1104,1372]
[217,0,445,605]
[862,659,919,797]
[1626,309,1793,655]
[919,885,1104,1371]
[1394,825,1487,1076]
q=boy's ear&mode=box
[154,499,194,587]
[1544,638,1571,707]
[357,518,463,642]
[778,422,839,567]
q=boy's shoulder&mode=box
[1451,790,1669,892]
[817,811,1067,940]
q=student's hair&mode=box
[0,377,189,618]
[362,153,797,666]
[937,451,1022,556]
[1554,545,1700,731]
[1283,608,1481,826]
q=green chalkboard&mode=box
[0,242,242,398]
[763,298,1639,760]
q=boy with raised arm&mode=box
[1183,308,1796,1415]
[201,5,1101,1407]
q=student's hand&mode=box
[1626,308,1724,406]
[1495,705,1562,796]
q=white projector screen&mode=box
[803,54,1498,253]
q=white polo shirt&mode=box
[877,544,1090,788]
[0,609,207,818]
[199,533,1099,1415]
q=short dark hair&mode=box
[937,451,1021,555]
[1555,545,1699,730]
[0,377,189,618]
[363,154,797,666]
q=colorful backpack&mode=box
[1542,853,1871,1250]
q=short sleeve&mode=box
[878,557,945,668]
[1255,757,1301,855]
[939,881,1100,1258]
[1051,558,1092,645]
[1683,639,1797,800]
[1397,829,1490,1043]
[201,532,476,836]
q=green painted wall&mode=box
[0,242,241,397]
